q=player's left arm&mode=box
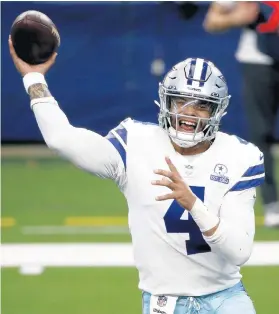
[153,152,263,266]
[201,187,256,266]
[198,145,265,265]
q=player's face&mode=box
[169,97,213,133]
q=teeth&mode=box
[180,120,196,126]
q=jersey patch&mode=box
[210,164,229,184]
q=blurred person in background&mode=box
[204,1,279,228]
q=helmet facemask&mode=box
[157,84,230,148]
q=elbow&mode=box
[235,253,251,267]
[230,246,252,266]
[44,133,68,153]
[231,233,254,266]
[42,125,75,153]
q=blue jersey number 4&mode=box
[163,186,211,255]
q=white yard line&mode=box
[1,242,279,269]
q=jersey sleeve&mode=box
[32,98,127,189]
[203,187,256,266]
[201,139,264,266]
[229,143,265,192]
[105,118,131,171]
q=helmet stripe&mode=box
[199,61,208,87]
[191,58,204,88]
[186,59,196,85]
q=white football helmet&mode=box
[156,58,231,148]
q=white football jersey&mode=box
[32,102,264,296]
[105,118,264,296]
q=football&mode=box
[10,10,60,65]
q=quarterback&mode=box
[9,36,264,314]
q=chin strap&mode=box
[168,127,205,148]
[171,137,198,148]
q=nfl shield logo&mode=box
[157,296,167,307]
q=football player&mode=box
[9,37,264,314]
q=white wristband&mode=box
[190,198,219,232]
[23,72,48,94]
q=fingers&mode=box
[38,52,57,74]
[47,52,58,65]
[152,157,193,206]
[155,193,175,201]
[8,35,27,76]
[154,169,175,180]
[151,177,175,190]
[153,157,181,183]
[8,35,18,59]
[152,167,176,201]
[165,156,180,176]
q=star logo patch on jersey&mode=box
[210,164,229,184]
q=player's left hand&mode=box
[152,157,197,210]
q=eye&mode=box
[177,101,185,107]
[197,102,210,110]
[172,98,186,107]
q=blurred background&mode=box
[1,1,279,314]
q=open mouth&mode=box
[178,120,197,133]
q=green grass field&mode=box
[1,157,279,314]
[2,267,279,314]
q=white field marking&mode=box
[21,226,130,235]
[1,242,279,269]
[19,265,45,275]
[1,243,134,268]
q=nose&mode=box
[180,103,196,116]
